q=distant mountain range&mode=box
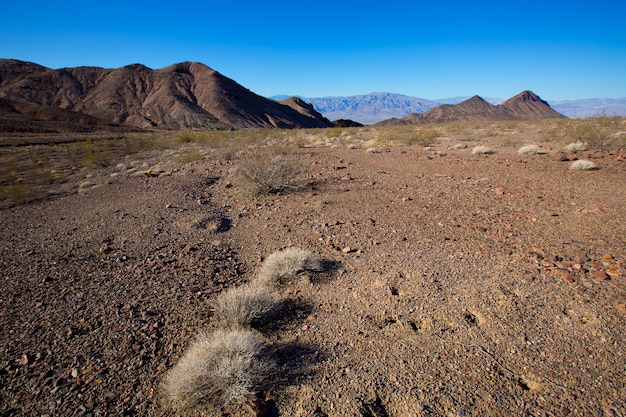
[0,60,333,132]
[1,59,621,133]
[273,93,626,124]
[375,91,565,126]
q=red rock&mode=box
[559,270,576,283]
[495,187,505,195]
[590,270,609,280]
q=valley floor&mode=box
[1,136,625,416]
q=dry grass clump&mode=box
[569,159,598,171]
[518,144,540,155]
[164,248,323,413]
[472,146,495,155]
[162,329,273,413]
[210,283,275,329]
[564,141,587,152]
[235,145,299,195]
[256,248,322,288]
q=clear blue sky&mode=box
[1,0,625,100]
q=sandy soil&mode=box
[1,137,625,416]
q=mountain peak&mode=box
[0,60,333,131]
[504,90,544,105]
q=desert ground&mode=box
[1,119,625,416]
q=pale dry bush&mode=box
[518,144,540,155]
[211,283,275,329]
[235,145,299,195]
[162,329,273,413]
[472,146,495,155]
[569,160,598,170]
[564,141,587,152]
[256,248,322,288]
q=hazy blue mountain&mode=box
[273,92,439,124]
[270,93,626,124]
[549,98,626,118]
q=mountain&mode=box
[549,98,626,118]
[375,91,566,126]
[272,92,440,125]
[0,60,333,131]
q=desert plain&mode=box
[1,118,625,416]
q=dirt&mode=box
[1,137,625,416]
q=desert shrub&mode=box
[564,141,587,152]
[365,147,380,153]
[256,248,322,288]
[569,160,598,171]
[235,145,299,195]
[162,329,273,413]
[175,148,205,164]
[472,146,495,155]
[379,126,439,147]
[518,144,540,155]
[211,284,275,329]
[562,116,625,150]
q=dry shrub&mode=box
[564,141,587,152]
[472,146,495,155]
[256,248,322,288]
[162,329,273,413]
[235,145,299,195]
[569,160,598,171]
[211,283,275,329]
[518,144,540,155]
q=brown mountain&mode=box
[0,60,333,131]
[376,90,565,126]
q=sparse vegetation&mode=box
[569,159,598,170]
[378,125,439,147]
[210,283,275,329]
[518,144,540,155]
[256,248,322,288]
[175,147,205,164]
[472,145,495,155]
[164,247,323,414]
[235,144,300,195]
[162,329,273,413]
[564,141,587,152]
[560,116,626,150]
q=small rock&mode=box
[590,270,609,281]
[19,354,29,366]
[495,187,505,195]
[603,407,616,417]
[342,247,352,253]
[559,270,576,283]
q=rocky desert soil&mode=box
[1,131,625,417]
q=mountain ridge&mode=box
[375,91,565,126]
[272,92,625,123]
[0,59,333,131]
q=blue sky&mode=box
[1,0,625,100]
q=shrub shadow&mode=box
[308,259,343,285]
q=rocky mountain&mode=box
[375,91,566,126]
[0,60,333,131]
